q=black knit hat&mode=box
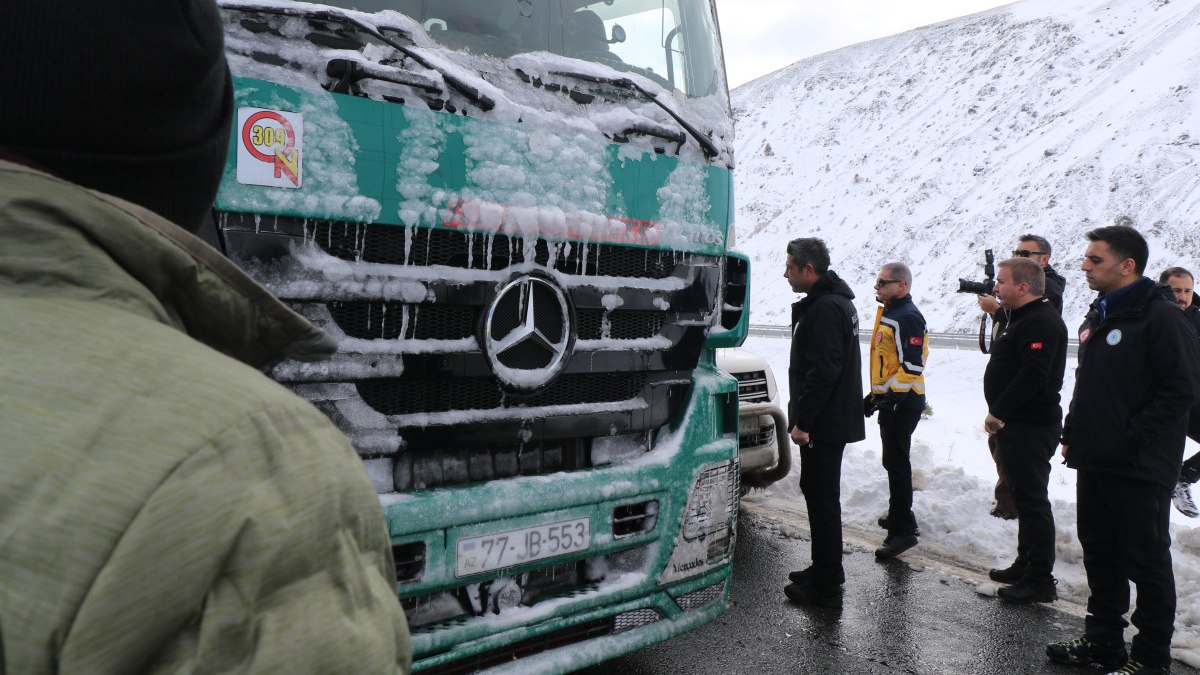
[0,0,234,232]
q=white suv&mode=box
[716,348,789,492]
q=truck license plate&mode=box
[456,517,591,577]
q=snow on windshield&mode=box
[218,0,733,166]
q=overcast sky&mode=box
[713,0,1015,88]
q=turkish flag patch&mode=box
[908,336,923,346]
[1030,342,1044,350]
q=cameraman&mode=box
[977,234,1066,321]
[977,234,1066,519]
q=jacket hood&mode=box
[0,159,336,369]
[811,270,856,300]
[792,270,855,312]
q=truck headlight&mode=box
[658,459,738,584]
[682,460,737,540]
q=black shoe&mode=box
[874,534,918,559]
[788,567,845,585]
[988,562,1027,584]
[997,576,1057,604]
[1105,660,1171,674]
[784,582,843,608]
[1046,636,1128,670]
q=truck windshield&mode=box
[321,0,725,99]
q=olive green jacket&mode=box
[0,160,411,674]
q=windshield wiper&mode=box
[326,57,441,95]
[548,70,718,159]
[220,1,495,111]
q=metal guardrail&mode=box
[747,324,1080,355]
[745,324,791,338]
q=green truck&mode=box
[212,1,747,670]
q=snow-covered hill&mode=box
[731,0,1200,331]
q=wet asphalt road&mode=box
[579,501,1199,675]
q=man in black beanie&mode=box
[0,1,233,232]
[0,2,413,673]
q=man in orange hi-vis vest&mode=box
[867,261,929,560]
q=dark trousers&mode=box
[992,421,1059,579]
[799,441,846,584]
[1077,470,1175,667]
[879,406,921,535]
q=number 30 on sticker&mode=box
[235,107,303,189]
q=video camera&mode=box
[957,249,995,295]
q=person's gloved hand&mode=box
[863,394,877,418]
[875,396,899,414]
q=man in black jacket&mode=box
[1158,267,1200,518]
[981,257,1067,604]
[1046,226,1200,675]
[978,234,1067,520]
[781,237,865,608]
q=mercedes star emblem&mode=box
[484,275,574,390]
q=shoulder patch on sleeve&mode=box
[1030,342,1043,350]
[908,336,923,346]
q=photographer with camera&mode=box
[977,235,1066,322]
[963,235,1066,520]
[866,262,928,560]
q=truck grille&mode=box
[394,438,591,491]
[739,423,776,449]
[419,618,614,675]
[325,302,665,342]
[357,372,647,416]
[308,220,687,279]
[328,302,475,340]
[403,545,652,631]
[219,213,721,493]
[733,370,769,403]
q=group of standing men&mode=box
[780,226,1200,675]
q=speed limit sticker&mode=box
[236,107,303,188]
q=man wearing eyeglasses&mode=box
[1157,267,1200,518]
[1047,225,1200,675]
[979,235,1067,316]
[977,234,1067,520]
[865,263,928,560]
